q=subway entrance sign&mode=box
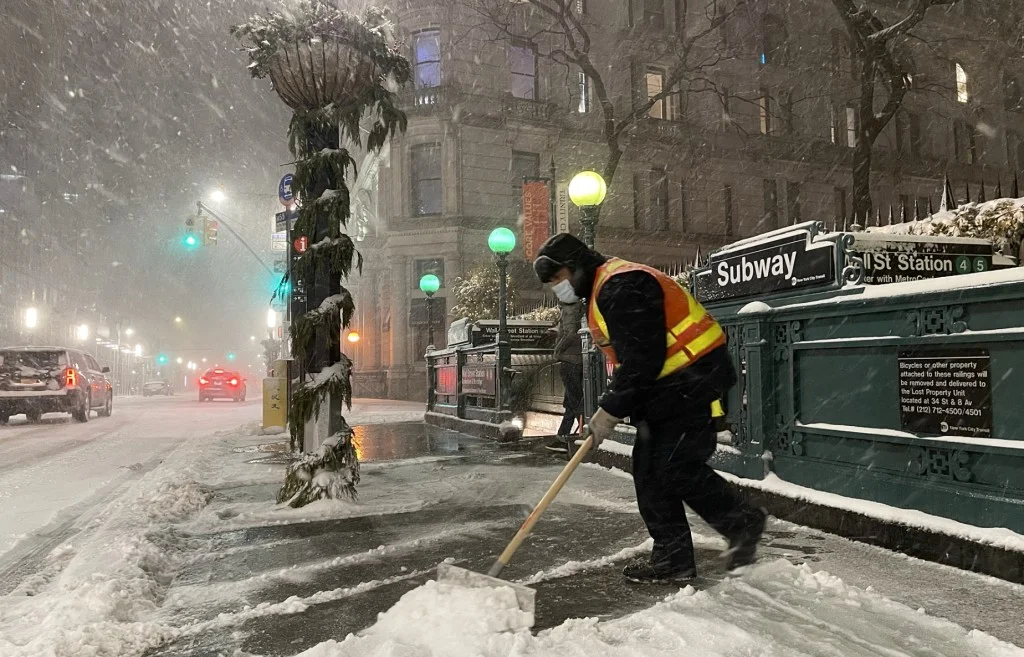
[851,233,993,285]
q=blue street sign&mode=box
[275,208,299,233]
[278,173,294,206]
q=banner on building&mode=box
[522,181,551,261]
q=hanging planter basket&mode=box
[269,38,378,111]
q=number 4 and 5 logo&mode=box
[954,255,989,274]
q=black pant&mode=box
[557,361,584,436]
[630,347,759,570]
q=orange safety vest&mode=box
[588,257,725,379]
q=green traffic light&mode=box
[184,234,198,248]
[157,354,169,365]
[227,352,236,361]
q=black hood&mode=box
[533,233,607,300]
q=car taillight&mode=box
[64,368,78,387]
[199,377,209,385]
[229,378,239,386]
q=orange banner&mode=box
[522,181,550,261]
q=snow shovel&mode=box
[437,432,597,622]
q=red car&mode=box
[198,368,247,402]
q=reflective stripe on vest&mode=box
[588,258,726,379]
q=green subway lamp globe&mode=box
[568,170,607,208]
[419,273,441,296]
[488,227,516,255]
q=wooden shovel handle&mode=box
[487,434,595,577]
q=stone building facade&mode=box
[344,0,1024,401]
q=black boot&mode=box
[622,558,696,584]
[723,507,767,571]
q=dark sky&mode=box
[2,0,295,359]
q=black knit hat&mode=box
[533,233,589,282]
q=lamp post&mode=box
[418,274,441,349]
[487,227,516,412]
[568,170,608,249]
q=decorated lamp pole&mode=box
[568,171,608,249]
[419,273,440,348]
[233,3,410,506]
[488,227,516,411]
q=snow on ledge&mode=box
[797,421,1024,451]
[717,471,1024,554]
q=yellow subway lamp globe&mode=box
[568,170,607,208]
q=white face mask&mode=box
[551,279,579,303]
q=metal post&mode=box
[425,294,434,349]
[496,252,511,412]
[580,205,598,249]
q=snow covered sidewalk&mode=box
[0,400,1021,657]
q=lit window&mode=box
[413,30,441,89]
[956,62,969,103]
[577,70,591,113]
[758,88,771,134]
[509,44,537,100]
[646,69,665,119]
[846,106,857,148]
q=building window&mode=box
[719,86,731,129]
[846,106,857,148]
[908,112,923,158]
[916,196,930,218]
[1004,72,1022,112]
[644,0,665,25]
[955,62,969,103]
[830,31,850,77]
[759,15,787,66]
[762,178,779,231]
[649,168,669,231]
[577,70,591,113]
[834,187,847,225]
[674,0,686,32]
[786,181,801,225]
[954,119,977,164]
[509,43,537,100]
[758,88,772,134]
[411,143,442,216]
[781,90,794,134]
[723,184,734,237]
[646,68,665,119]
[413,30,441,89]
[413,258,445,289]
[830,105,838,144]
[411,297,447,354]
[575,0,585,14]
[511,150,540,216]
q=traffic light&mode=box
[203,218,219,246]
[184,216,198,249]
[226,352,236,361]
[156,353,169,365]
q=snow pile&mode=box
[292,559,1023,657]
[869,197,1024,256]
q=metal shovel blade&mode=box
[436,562,536,621]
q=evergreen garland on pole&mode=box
[233,2,409,506]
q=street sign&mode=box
[851,234,993,285]
[271,231,287,251]
[275,208,298,233]
[294,236,308,253]
[278,173,295,206]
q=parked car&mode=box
[142,380,174,397]
[198,368,246,402]
[0,346,113,423]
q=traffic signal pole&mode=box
[195,201,276,277]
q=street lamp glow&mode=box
[134,344,143,357]
[250,335,257,342]
[418,273,440,296]
[267,308,278,328]
[125,328,135,337]
[487,227,516,255]
[76,324,90,341]
[24,307,38,329]
[176,357,183,364]
[347,331,361,344]
[174,316,183,324]
[210,188,227,202]
[568,170,607,208]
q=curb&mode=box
[588,448,1024,585]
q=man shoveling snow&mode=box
[533,233,767,584]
